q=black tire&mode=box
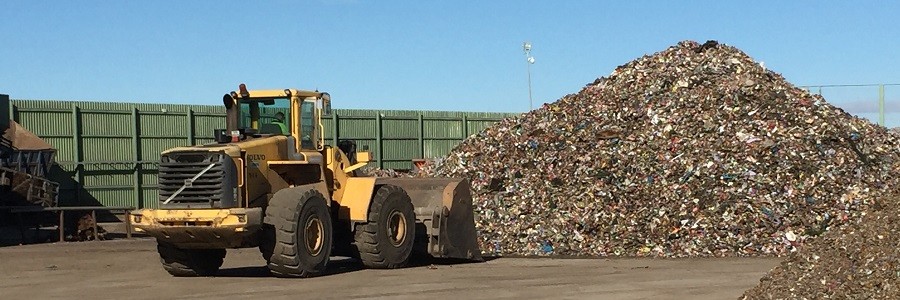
[264,187,333,278]
[156,241,225,277]
[354,184,416,269]
[258,223,275,262]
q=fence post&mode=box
[417,114,424,159]
[375,113,383,169]
[187,108,195,145]
[5,96,13,123]
[878,84,885,126]
[462,115,468,139]
[331,112,339,147]
[132,107,143,209]
[72,104,83,205]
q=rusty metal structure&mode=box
[1,94,59,209]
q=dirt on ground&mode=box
[741,193,900,299]
[0,238,780,299]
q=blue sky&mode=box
[1,1,898,126]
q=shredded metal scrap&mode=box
[411,40,900,258]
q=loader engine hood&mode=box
[157,148,239,209]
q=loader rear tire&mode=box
[157,241,225,277]
[264,187,333,278]
[354,184,416,269]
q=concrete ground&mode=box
[0,238,781,299]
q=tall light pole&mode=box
[523,41,535,111]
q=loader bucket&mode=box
[376,177,484,262]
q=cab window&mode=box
[239,98,291,135]
[299,100,316,148]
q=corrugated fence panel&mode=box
[140,112,191,138]
[423,119,463,139]
[81,112,131,136]
[82,137,133,161]
[16,110,73,136]
[82,167,135,187]
[14,110,75,161]
[337,117,376,138]
[194,114,226,141]
[142,188,159,209]
[382,139,419,160]
[142,166,160,186]
[321,118,335,141]
[424,140,463,159]
[8,99,516,209]
[382,119,419,138]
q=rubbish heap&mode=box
[740,190,900,299]
[413,40,900,257]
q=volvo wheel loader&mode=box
[130,84,482,277]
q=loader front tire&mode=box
[354,184,416,269]
[264,187,333,278]
[156,241,225,277]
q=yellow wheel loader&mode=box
[130,84,482,277]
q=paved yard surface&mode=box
[0,238,781,299]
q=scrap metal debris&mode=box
[67,213,107,242]
[405,40,900,258]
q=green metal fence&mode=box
[8,99,519,209]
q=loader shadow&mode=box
[213,255,495,278]
[408,255,499,267]
[214,256,365,278]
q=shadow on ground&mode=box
[215,257,365,278]
[212,255,498,278]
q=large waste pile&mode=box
[413,40,900,258]
[740,190,900,299]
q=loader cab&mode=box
[221,84,332,151]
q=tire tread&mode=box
[265,187,332,278]
[354,184,415,269]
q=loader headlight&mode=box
[237,214,246,223]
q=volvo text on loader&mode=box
[130,84,482,277]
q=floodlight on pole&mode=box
[523,41,535,111]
